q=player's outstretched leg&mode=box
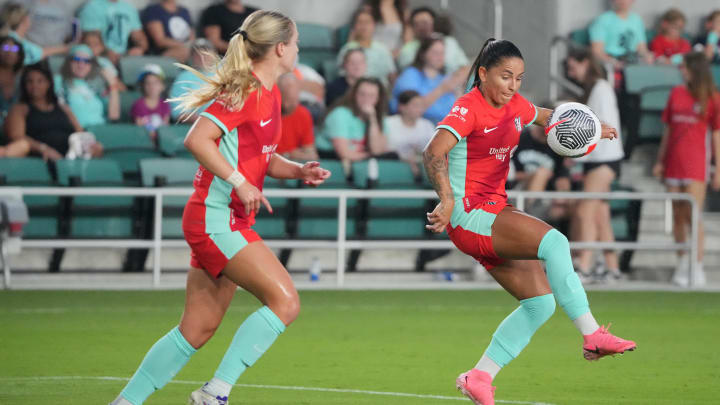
[492,207,636,361]
[190,241,300,404]
[457,260,556,405]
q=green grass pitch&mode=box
[1,289,719,404]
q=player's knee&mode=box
[181,320,221,349]
[537,228,570,259]
[525,293,556,325]
[267,291,300,326]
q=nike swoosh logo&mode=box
[544,118,569,135]
[260,119,272,127]
[483,127,497,133]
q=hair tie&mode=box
[239,30,249,41]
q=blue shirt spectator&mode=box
[78,0,149,63]
[0,2,69,65]
[589,0,653,66]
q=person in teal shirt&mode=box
[589,0,654,68]
[0,2,68,65]
[78,0,149,64]
[168,39,214,122]
[54,44,120,128]
[317,77,390,161]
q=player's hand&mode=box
[652,162,664,179]
[426,199,454,233]
[600,123,618,140]
[300,161,331,187]
[234,181,272,215]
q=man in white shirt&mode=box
[385,90,436,174]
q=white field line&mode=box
[0,375,556,405]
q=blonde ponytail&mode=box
[171,10,295,117]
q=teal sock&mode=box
[484,293,556,367]
[120,326,196,404]
[214,306,286,385]
[537,229,590,320]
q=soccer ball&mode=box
[545,102,602,157]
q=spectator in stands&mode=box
[650,9,691,65]
[326,48,367,106]
[131,64,170,139]
[397,6,469,75]
[55,44,120,128]
[25,0,75,47]
[700,10,720,64]
[589,0,653,69]
[337,8,396,86]
[199,0,258,54]
[392,35,465,124]
[0,2,68,65]
[168,38,214,122]
[653,52,720,287]
[82,31,126,92]
[0,137,30,157]
[385,90,434,175]
[317,77,390,161]
[277,73,317,161]
[511,124,572,221]
[566,48,625,283]
[0,36,23,125]
[5,62,102,160]
[364,0,408,57]
[78,0,148,65]
[142,0,194,62]
[292,63,326,122]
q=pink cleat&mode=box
[456,369,495,405]
[582,324,636,361]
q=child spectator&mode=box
[131,64,170,139]
[701,10,720,64]
[326,48,367,106]
[392,35,465,123]
[317,77,390,161]
[78,0,148,65]
[199,0,258,54]
[653,52,720,287]
[142,0,194,61]
[337,8,396,86]
[385,90,434,174]
[0,2,68,65]
[277,73,317,161]
[589,0,653,69]
[55,44,120,128]
[168,38,214,122]
[650,9,691,65]
[364,0,408,57]
[82,31,126,92]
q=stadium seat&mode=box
[712,65,720,89]
[569,28,590,46]
[624,65,682,94]
[608,183,642,270]
[296,23,336,71]
[87,123,162,178]
[0,158,59,238]
[322,58,339,82]
[119,55,179,87]
[56,159,136,238]
[336,24,351,47]
[139,158,197,239]
[157,125,192,157]
[120,90,142,123]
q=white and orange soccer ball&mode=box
[545,102,602,158]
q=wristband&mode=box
[226,169,245,188]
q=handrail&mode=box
[1,187,699,290]
[549,35,584,100]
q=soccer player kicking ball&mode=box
[109,11,330,405]
[423,38,636,405]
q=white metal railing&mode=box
[1,187,700,289]
[549,35,585,101]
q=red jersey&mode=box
[661,85,720,181]
[277,104,314,154]
[650,35,691,58]
[437,88,537,209]
[184,84,282,233]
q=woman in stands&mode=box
[109,10,330,405]
[423,39,636,405]
[566,48,625,283]
[5,62,102,161]
[653,52,720,287]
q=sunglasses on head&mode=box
[72,55,92,64]
[1,44,19,53]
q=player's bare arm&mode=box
[423,128,459,233]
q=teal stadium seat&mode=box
[119,90,142,123]
[0,158,59,238]
[119,55,179,87]
[88,123,162,178]
[139,158,197,238]
[296,23,335,72]
[157,125,192,157]
[570,29,590,46]
[255,175,296,239]
[56,159,136,238]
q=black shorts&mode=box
[583,160,621,178]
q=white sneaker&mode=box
[671,256,690,287]
[188,387,228,405]
[690,262,707,287]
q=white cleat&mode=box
[188,387,229,405]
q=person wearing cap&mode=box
[78,0,149,65]
[168,39,214,122]
[131,63,170,139]
[54,44,120,128]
